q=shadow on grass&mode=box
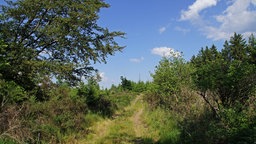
[130,137,179,144]
[130,137,155,144]
[102,133,156,144]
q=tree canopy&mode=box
[191,33,256,108]
[0,0,125,93]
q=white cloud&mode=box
[129,57,144,63]
[180,0,256,40]
[180,0,218,21]
[99,72,108,82]
[175,26,190,34]
[209,0,256,40]
[159,27,167,34]
[203,26,230,40]
[151,47,181,57]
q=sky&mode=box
[95,0,256,88]
[1,0,256,88]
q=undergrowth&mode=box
[143,106,181,144]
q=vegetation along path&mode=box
[81,94,159,144]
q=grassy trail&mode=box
[81,94,159,144]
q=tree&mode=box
[0,0,125,94]
[191,45,222,115]
[192,33,256,109]
[120,76,132,91]
[0,38,8,74]
[247,34,256,65]
[150,55,194,109]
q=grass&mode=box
[142,106,181,144]
[0,139,17,144]
[81,94,157,144]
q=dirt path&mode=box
[130,95,146,138]
[81,94,157,144]
[132,108,144,137]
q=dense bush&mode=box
[18,84,89,143]
[191,34,256,109]
[145,56,199,117]
[0,80,28,110]
[78,79,117,117]
[179,103,256,144]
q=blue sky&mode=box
[95,0,256,88]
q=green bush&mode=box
[21,84,89,143]
[78,81,117,117]
[0,80,29,142]
[108,92,135,110]
[148,56,194,110]
[0,80,28,109]
[179,106,256,144]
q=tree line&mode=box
[146,33,256,143]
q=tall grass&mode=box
[143,106,181,144]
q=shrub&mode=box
[78,81,117,117]
[0,80,28,110]
[179,104,256,144]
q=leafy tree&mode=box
[150,56,194,109]
[0,0,125,95]
[120,76,132,91]
[0,38,8,74]
[247,34,256,64]
[192,33,256,109]
[220,34,256,106]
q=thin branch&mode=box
[35,39,58,57]
[19,8,50,46]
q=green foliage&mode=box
[217,103,256,144]
[78,79,117,117]
[179,105,256,144]
[119,76,150,93]
[0,0,125,96]
[0,79,28,110]
[0,138,17,144]
[148,56,194,110]
[132,81,151,93]
[2,18,256,144]
[0,39,9,71]
[191,33,256,108]
[120,76,133,91]
[145,33,256,144]
[83,113,103,128]
[144,107,181,144]
[109,92,135,110]
[23,85,89,143]
[0,1,126,141]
